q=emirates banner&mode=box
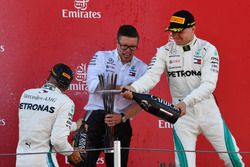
[0,0,249,166]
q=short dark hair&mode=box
[117,25,139,41]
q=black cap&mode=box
[165,10,195,32]
[50,63,74,88]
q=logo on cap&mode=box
[62,72,71,80]
[170,16,185,24]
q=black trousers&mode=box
[84,110,132,167]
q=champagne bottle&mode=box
[122,89,181,124]
[69,120,87,166]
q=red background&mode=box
[0,0,250,166]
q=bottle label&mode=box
[150,95,176,109]
[72,123,88,159]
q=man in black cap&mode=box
[122,10,244,166]
[165,10,195,33]
[16,63,83,167]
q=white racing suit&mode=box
[132,36,244,167]
[16,83,75,167]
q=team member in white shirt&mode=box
[84,25,147,167]
[16,63,82,167]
